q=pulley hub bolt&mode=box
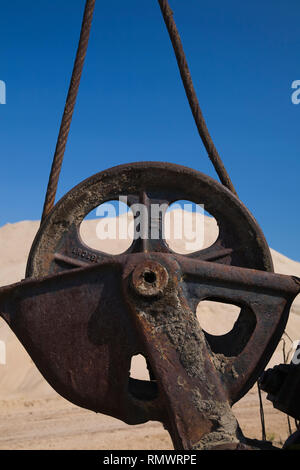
[131,261,169,297]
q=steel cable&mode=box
[42,0,237,225]
[41,0,96,223]
[157,0,237,195]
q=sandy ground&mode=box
[0,217,299,449]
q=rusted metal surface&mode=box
[283,430,300,449]
[1,162,298,449]
[0,254,299,449]
[26,162,273,279]
[260,349,300,420]
[259,349,300,449]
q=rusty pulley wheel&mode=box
[1,0,296,451]
[26,161,274,396]
[1,162,298,449]
[27,162,273,278]
[25,162,275,404]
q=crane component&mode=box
[0,162,298,449]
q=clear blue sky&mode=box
[0,1,299,261]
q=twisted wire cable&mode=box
[158,0,237,195]
[41,0,96,223]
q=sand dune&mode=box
[0,217,299,449]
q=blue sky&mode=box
[0,0,299,261]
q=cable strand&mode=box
[41,0,96,223]
[157,0,237,195]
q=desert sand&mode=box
[0,214,299,449]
